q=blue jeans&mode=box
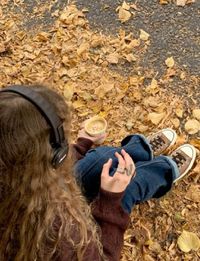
[75,135,179,213]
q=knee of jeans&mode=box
[121,135,137,146]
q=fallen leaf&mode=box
[190,138,200,151]
[170,118,180,128]
[143,254,155,261]
[177,230,200,253]
[125,53,136,62]
[94,83,115,98]
[165,57,175,68]
[148,112,165,125]
[130,3,139,10]
[145,79,160,95]
[185,185,200,203]
[63,84,74,101]
[176,0,187,6]
[175,108,184,118]
[122,1,130,10]
[139,29,150,41]
[192,109,200,120]
[37,32,50,41]
[118,7,132,23]
[159,0,169,4]
[106,53,119,64]
[184,119,200,134]
[72,100,85,109]
[77,43,90,56]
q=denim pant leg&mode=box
[122,156,179,214]
[75,135,153,201]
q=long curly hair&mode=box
[0,85,103,261]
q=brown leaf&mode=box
[159,0,169,4]
[185,185,200,203]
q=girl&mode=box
[0,84,196,261]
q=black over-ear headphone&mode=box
[0,85,69,168]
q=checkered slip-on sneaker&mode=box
[170,144,196,182]
[148,128,177,156]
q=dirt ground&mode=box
[0,0,200,260]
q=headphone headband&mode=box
[0,85,65,148]
[0,85,68,168]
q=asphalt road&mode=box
[4,0,200,99]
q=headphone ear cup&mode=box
[52,147,68,169]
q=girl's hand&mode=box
[78,128,107,144]
[101,149,136,193]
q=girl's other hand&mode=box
[101,149,136,193]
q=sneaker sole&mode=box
[173,144,196,183]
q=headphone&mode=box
[0,85,69,168]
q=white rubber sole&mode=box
[173,144,196,182]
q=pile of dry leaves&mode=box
[0,2,199,260]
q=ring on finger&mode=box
[117,167,125,174]
[125,164,135,176]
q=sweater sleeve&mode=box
[91,189,130,261]
[70,137,93,161]
[57,189,129,261]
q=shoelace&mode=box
[172,152,186,167]
[150,136,165,151]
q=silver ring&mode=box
[116,167,125,174]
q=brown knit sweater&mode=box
[1,139,130,261]
[62,138,130,261]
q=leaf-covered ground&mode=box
[0,1,200,260]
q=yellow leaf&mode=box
[175,108,183,118]
[139,29,150,41]
[122,1,130,10]
[176,0,187,6]
[177,230,200,253]
[63,84,74,101]
[165,57,175,68]
[118,7,131,23]
[37,32,49,41]
[171,118,180,128]
[185,119,200,134]
[125,53,136,62]
[130,3,138,10]
[106,53,119,64]
[145,79,160,95]
[72,100,85,109]
[148,112,165,125]
[94,83,115,98]
[192,109,200,120]
[138,125,149,132]
[77,43,90,56]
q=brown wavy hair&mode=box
[0,85,103,260]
